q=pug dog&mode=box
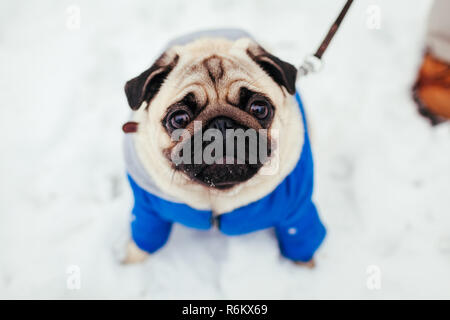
[122,29,326,267]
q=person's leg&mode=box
[426,0,450,63]
[413,0,450,124]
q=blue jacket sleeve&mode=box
[275,92,327,262]
[275,200,326,262]
[128,175,172,254]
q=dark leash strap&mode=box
[298,0,354,78]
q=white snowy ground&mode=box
[1,0,449,299]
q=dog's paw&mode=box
[294,259,316,269]
[121,241,150,265]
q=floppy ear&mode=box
[247,45,297,95]
[124,53,179,110]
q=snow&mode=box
[1,0,449,299]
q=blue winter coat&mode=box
[126,92,326,262]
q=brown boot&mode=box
[413,52,450,125]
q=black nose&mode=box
[207,117,236,135]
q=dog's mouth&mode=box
[180,159,262,189]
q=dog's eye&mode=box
[169,110,191,129]
[249,101,269,119]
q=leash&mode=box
[298,0,354,78]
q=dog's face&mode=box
[125,37,300,199]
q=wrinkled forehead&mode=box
[164,37,281,105]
